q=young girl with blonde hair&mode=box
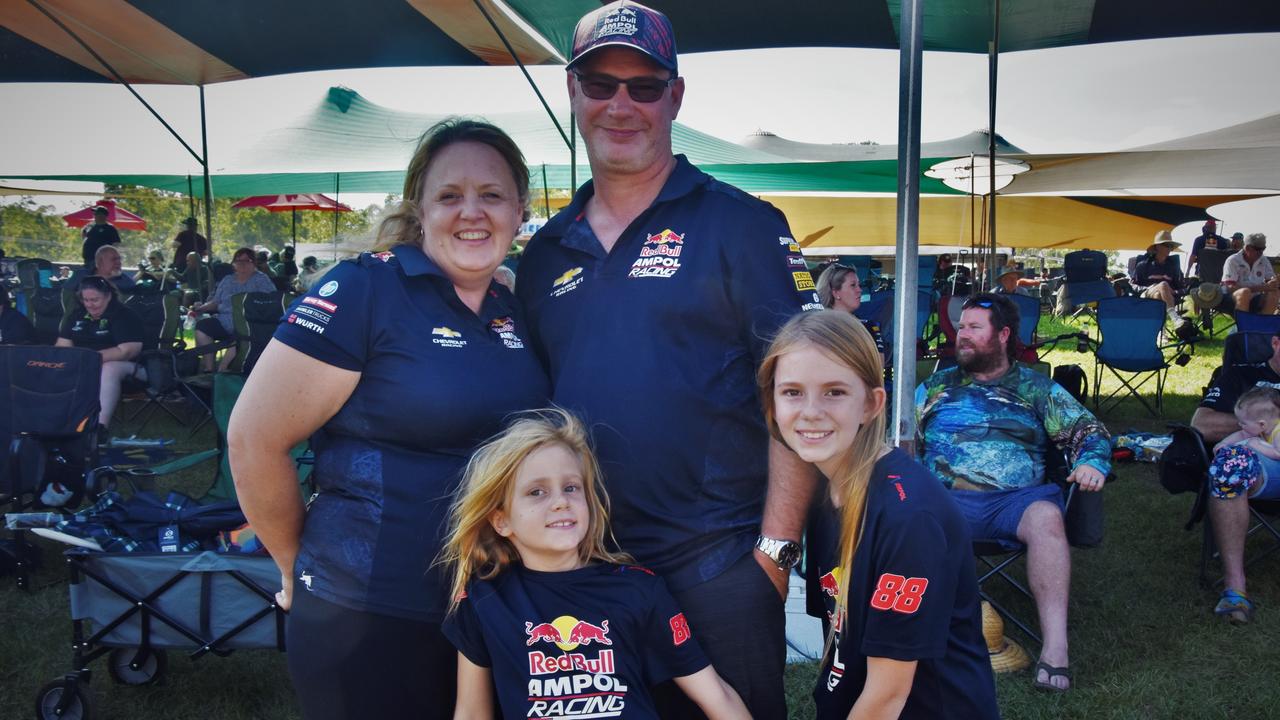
[758,310,998,720]
[439,408,749,719]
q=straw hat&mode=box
[1147,230,1181,254]
[982,601,1031,673]
[1191,282,1224,310]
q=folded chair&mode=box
[0,346,102,589]
[1092,296,1188,417]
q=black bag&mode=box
[1052,364,1088,404]
[1158,425,1210,495]
[1066,486,1105,548]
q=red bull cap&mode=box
[567,1,678,74]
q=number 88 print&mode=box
[869,573,929,614]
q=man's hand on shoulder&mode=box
[1067,463,1106,492]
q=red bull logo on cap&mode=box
[525,615,611,651]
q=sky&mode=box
[2,31,1279,248]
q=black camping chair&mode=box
[0,346,103,590]
[973,449,1102,646]
[123,292,187,430]
[20,286,70,345]
[230,291,286,376]
[1057,250,1116,319]
[1194,248,1235,335]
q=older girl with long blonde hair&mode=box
[758,310,997,720]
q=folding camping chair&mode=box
[228,291,286,376]
[1092,296,1188,417]
[20,286,70,345]
[1232,310,1280,336]
[0,346,102,589]
[123,292,186,429]
[1058,250,1116,319]
[1195,248,1235,335]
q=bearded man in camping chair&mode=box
[916,293,1111,693]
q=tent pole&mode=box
[987,0,1001,284]
[200,85,214,301]
[541,164,551,218]
[891,0,924,449]
[570,114,578,197]
[471,0,573,154]
[334,174,340,255]
[187,175,195,218]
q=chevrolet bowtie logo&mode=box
[432,327,462,338]
[552,267,583,287]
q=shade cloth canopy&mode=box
[62,199,145,230]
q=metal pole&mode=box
[987,0,1001,284]
[541,164,551,218]
[570,113,578,197]
[199,85,213,300]
[891,0,924,448]
[333,175,340,263]
[187,176,195,218]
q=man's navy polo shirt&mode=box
[274,244,550,622]
[516,155,820,592]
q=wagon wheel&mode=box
[34,679,97,720]
[107,647,168,686]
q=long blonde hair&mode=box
[757,310,887,641]
[439,408,631,613]
[374,117,530,253]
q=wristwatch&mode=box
[755,536,802,570]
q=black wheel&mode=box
[107,647,167,685]
[34,679,96,720]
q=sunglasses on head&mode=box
[573,72,674,103]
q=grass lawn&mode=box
[2,309,1279,719]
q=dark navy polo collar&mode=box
[540,154,707,256]
[390,243,444,278]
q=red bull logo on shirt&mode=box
[524,615,628,718]
[645,228,685,245]
[632,229,685,278]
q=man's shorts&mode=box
[1208,443,1280,500]
[1140,283,1168,302]
[949,483,1066,550]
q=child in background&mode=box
[438,408,749,720]
[1214,385,1280,459]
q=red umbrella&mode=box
[232,193,352,248]
[63,199,147,231]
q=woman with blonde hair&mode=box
[228,118,550,719]
[439,408,749,720]
[758,310,997,720]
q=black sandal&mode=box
[1033,660,1072,692]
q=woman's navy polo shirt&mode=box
[515,155,821,592]
[273,244,550,622]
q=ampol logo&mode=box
[525,615,611,651]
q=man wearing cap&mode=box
[1222,233,1278,314]
[80,205,121,269]
[516,3,818,716]
[1188,219,1228,276]
[1134,231,1188,326]
[171,217,208,273]
[1230,232,1245,252]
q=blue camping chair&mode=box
[1059,250,1116,317]
[1093,296,1179,416]
[1007,293,1041,350]
[1233,310,1280,336]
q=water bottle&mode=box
[184,311,196,332]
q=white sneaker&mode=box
[40,482,75,507]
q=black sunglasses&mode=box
[574,72,674,103]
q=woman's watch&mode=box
[755,536,802,570]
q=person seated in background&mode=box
[254,249,277,279]
[1192,332,1280,625]
[296,256,323,291]
[934,252,972,295]
[91,245,136,294]
[1134,231,1189,326]
[189,247,276,371]
[1230,232,1245,252]
[180,251,213,304]
[55,275,144,430]
[273,246,299,286]
[1222,233,1278,314]
[915,293,1111,692]
[0,290,35,345]
[133,249,176,290]
[816,264,888,370]
[995,267,1032,296]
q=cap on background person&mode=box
[567,1,677,73]
[92,205,109,216]
[1232,232,1245,241]
[183,216,197,227]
